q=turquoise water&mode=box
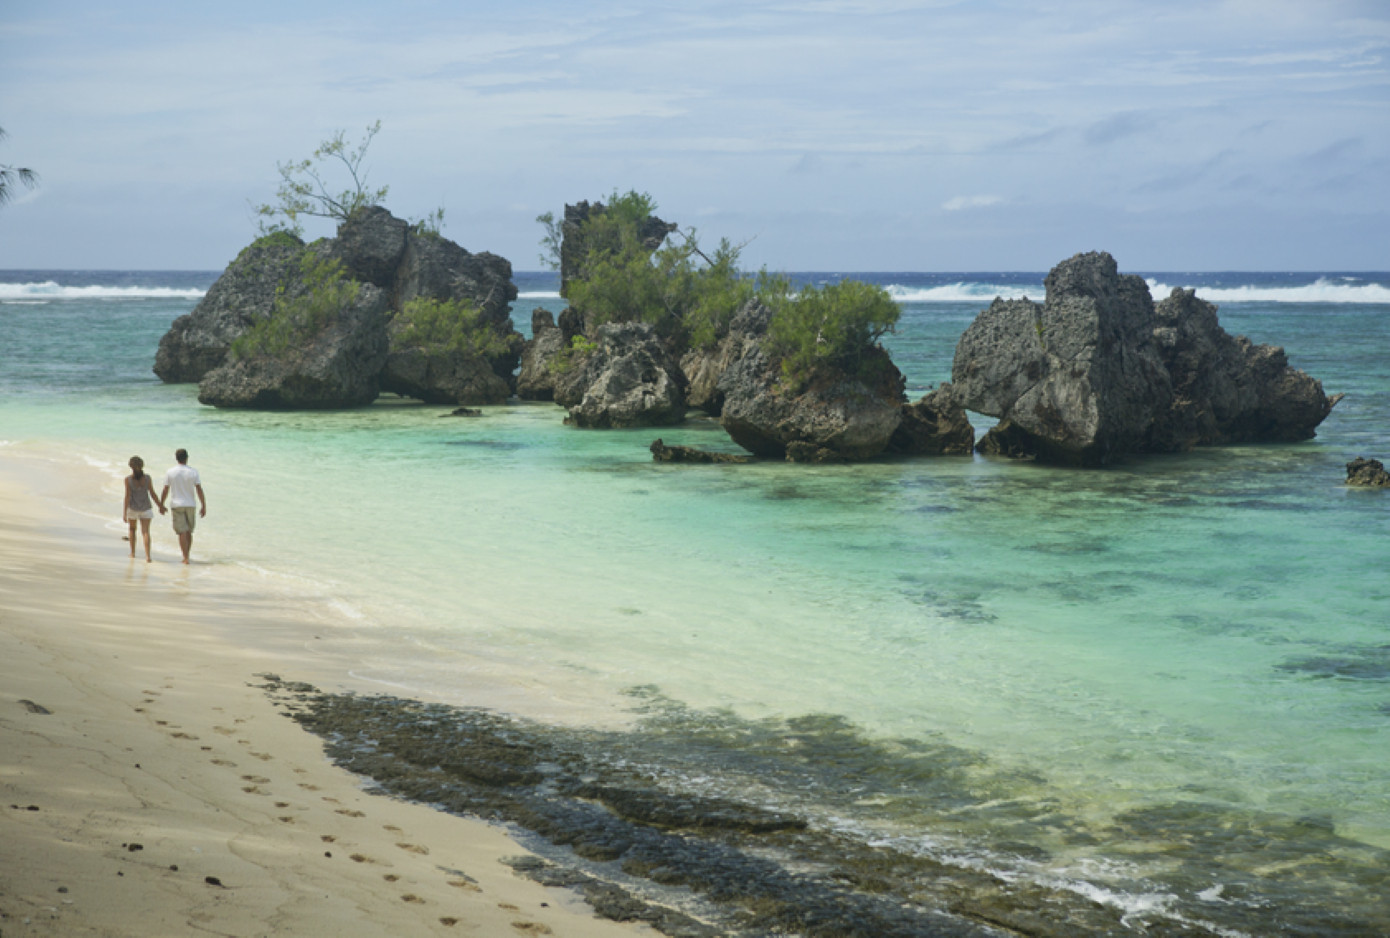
[3,270,1388,931]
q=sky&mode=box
[0,0,1387,272]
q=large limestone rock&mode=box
[196,280,391,409]
[553,321,687,428]
[952,252,1172,465]
[515,308,572,402]
[153,234,306,383]
[156,209,522,407]
[716,303,906,461]
[1151,287,1340,446]
[889,383,975,456]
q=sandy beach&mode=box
[0,461,652,938]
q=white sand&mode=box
[0,461,654,937]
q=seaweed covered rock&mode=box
[1152,287,1341,446]
[717,303,906,461]
[952,252,1172,465]
[196,262,391,409]
[1346,457,1390,487]
[649,439,750,464]
[889,383,975,456]
[554,321,687,428]
[153,232,306,383]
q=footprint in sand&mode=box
[335,809,366,818]
[383,873,400,882]
[447,879,481,893]
[212,726,236,736]
[439,918,458,927]
[242,786,267,795]
[249,751,273,761]
[241,775,270,784]
[170,732,198,740]
[511,923,552,935]
[320,835,336,843]
[274,802,290,808]
[383,824,402,832]
[396,843,429,855]
[298,783,321,791]
[401,894,425,904]
[277,816,295,824]
[348,854,377,864]
[498,903,520,912]
[210,759,236,767]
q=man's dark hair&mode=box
[175,448,188,464]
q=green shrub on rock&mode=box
[766,280,900,391]
[231,253,361,359]
[394,296,511,359]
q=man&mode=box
[161,448,206,565]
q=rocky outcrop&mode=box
[1152,288,1340,446]
[716,303,906,461]
[154,233,306,383]
[196,280,391,409]
[553,321,687,429]
[952,252,1340,464]
[379,343,511,405]
[1346,457,1390,487]
[952,252,1172,465]
[157,209,522,409]
[516,309,572,402]
[649,439,750,463]
[889,383,975,456]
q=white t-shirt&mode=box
[164,464,201,508]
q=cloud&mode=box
[942,195,1004,212]
[1083,112,1149,147]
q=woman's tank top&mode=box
[128,474,152,512]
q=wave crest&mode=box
[0,281,207,301]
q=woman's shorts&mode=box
[125,508,154,522]
[171,506,197,534]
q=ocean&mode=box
[2,267,1387,935]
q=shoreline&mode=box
[0,458,654,937]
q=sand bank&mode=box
[0,461,651,937]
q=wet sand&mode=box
[0,463,653,938]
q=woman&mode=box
[123,456,165,562]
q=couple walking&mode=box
[123,448,206,564]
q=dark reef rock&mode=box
[554,321,687,429]
[953,252,1340,465]
[323,205,408,289]
[379,343,511,405]
[717,303,906,461]
[516,308,570,402]
[1346,457,1390,487]
[153,233,306,384]
[952,252,1172,466]
[196,280,391,409]
[157,208,522,410]
[889,383,975,456]
[1152,287,1340,446]
[649,439,750,464]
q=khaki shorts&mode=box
[171,506,197,534]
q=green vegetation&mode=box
[547,334,599,375]
[0,126,38,208]
[231,253,361,359]
[556,190,756,347]
[766,280,900,390]
[394,296,511,359]
[255,122,389,236]
[541,190,901,389]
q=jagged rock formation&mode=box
[715,302,907,461]
[1152,287,1341,446]
[1346,457,1390,487]
[952,252,1340,465]
[889,383,975,456]
[553,321,688,428]
[196,277,391,409]
[157,208,521,408]
[154,234,306,383]
[516,309,572,402]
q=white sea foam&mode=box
[885,283,1041,303]
[0,281,206,301]
[1146,277,1390,305]
[517,290,562,300]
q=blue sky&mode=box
[1,0,1386,271]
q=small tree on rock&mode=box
[255,122,390,236]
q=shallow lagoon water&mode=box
[2,269,1388,932]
